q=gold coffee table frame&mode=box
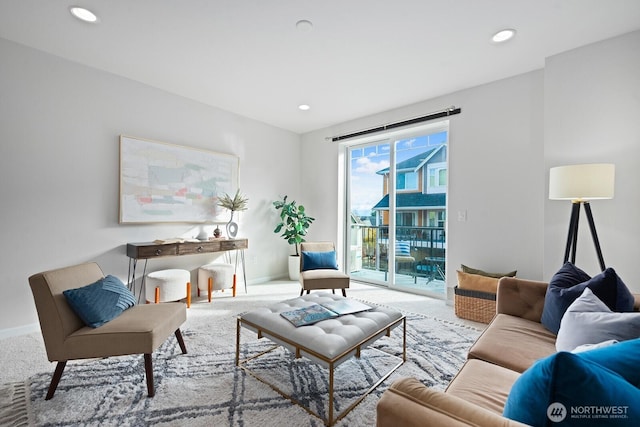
[235,314,406,426]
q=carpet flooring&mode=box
[0,282,482,427]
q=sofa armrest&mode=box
[376,377,527,427]
[496,277,548,322]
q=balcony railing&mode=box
[349,224,446,282]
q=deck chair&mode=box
[28,262,187,399]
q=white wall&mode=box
[302,70,545,300]
[0,38,300,333]
[2,30,638,335]
[302,30,640,300]
[543,31,640,281]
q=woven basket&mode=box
[454,286,496,324]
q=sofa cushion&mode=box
[468,314,556,373]
[457,270,499,294]
[446,359,520,415]
[301,250,338,271]
[378,377,527,427]
[541,263,635,334]
[556,288,640,352]
[63,275,136,328]
[461,264,517,279]
[503,351,640,426]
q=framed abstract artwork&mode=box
[119,135,239,223]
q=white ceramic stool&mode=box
[198,263,235,302]
[146,269,191,308]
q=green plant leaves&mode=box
[272,195,315,256]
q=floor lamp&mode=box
[549,164,615,272]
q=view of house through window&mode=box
[347,126,448,297]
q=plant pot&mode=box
[288,255,300,281]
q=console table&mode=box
[126,238,248,300]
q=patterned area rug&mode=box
[0,299,480,427]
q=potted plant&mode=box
[217,189,248,238]
[273,195,315,280]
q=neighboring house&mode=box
[372,144,447,230]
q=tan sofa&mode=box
[377,277,640,426]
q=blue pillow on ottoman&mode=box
[504,350,640,426]
[63,275,137,328]
[541,263,634,334]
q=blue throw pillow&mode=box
[395,241,411,256]
[577,338,640,387]
[541,263,634,334]
[63,275,137,328]
[504,351,640,426]
[301,250,338,271]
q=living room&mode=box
[0,2,639,425]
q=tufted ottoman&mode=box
[236,292,406,426]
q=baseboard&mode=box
[0,322,40,340]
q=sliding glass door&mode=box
[346,125,448,298]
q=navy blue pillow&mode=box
[504,351,640,426]
[63,275,136,328]
[541,263,634,334]
[301,250,338,271]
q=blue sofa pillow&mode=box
[577,338,640,387]
[541,263,634,334]
[63,275,137,328]
[301,250,338,271]
[504,350,640,426]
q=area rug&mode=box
[0,297,480,427]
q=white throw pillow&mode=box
[571,339,619,353]
[556,287,640,352]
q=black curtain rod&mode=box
[330,106,461,142]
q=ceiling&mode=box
[1,1,639,134]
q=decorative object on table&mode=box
[213,226,222,238]
[217,189,248,238]
[273,195,315,280]
[549,163,615,271]
[119,135,238,224]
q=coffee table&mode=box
[235,292,406,426]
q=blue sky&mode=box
[350,131,447,217]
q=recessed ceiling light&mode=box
[492,28,516,43]
[296,20,313,33]
[70,6,99,23]
[298,104,311,111]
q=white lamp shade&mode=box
[549,164,615,200]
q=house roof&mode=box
[376,145,444,175]
[373,193,446,210]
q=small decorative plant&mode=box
[217,189,249,213]
[217,189,248,238]
[273,195,315,256]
